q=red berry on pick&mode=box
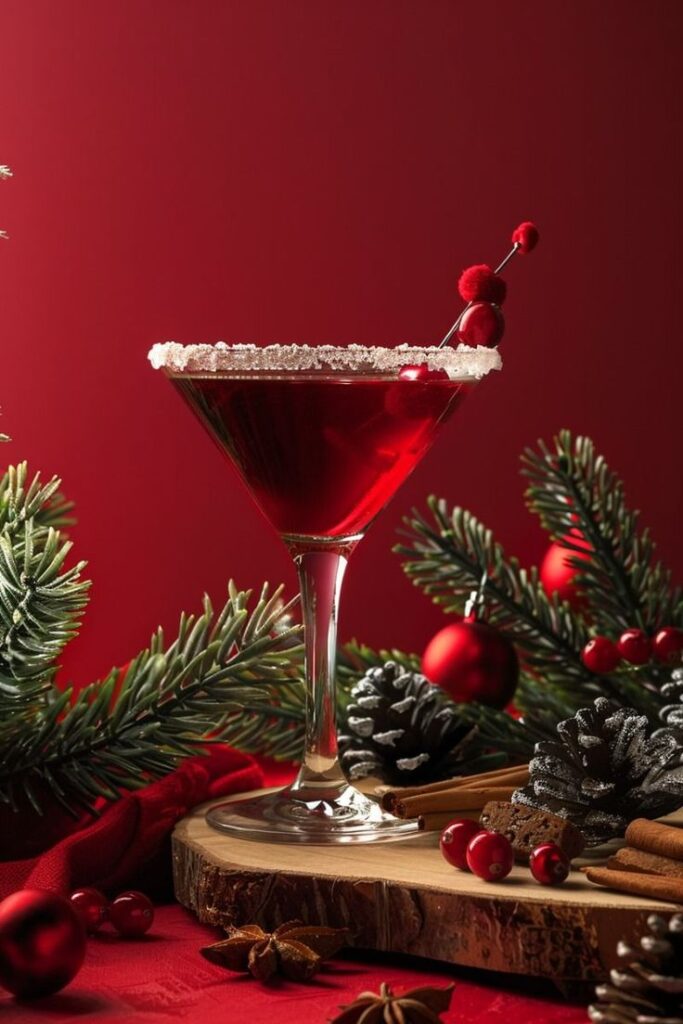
[581,636,620,674]
[617,628,652,666]
[466,830,513,882]
[108,891,154,938]
[529,843,569,886]
[511,221,539,254]
[439,819,483,870]
[69,888,108,934]
[653,627,683,664]
[458,264,507,305]
[456,302,505,348]
[398,363,449,382]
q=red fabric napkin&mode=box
[0,746,262,901]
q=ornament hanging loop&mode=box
[464,571,489,621]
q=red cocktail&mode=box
[149,342,500,842]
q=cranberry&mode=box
[398,363,449,382]
[108,891,154,938]
[653,627,683,664]
[529,843,570,886]
[617,628,652,666]
[466,830,513,882]
[439,819,483,870]
[456,302,504,348]
[69,887,108,933]
[581,636,620,674]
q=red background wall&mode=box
[1,0,681,688]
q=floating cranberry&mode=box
[456,302,505,348]
[581,636,620,674]
[466,830,513,882]
[653,627,683,664]
[511,221,540,253]
[529,843,570,886]
[69,888,108,934]
[439,819,483,870]
[108,891,154,938]
[458,265,507,305]
[617,628,652,666]
[398,363,449,382]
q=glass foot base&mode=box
[205,784,419,845]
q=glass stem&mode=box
[290,548,349,798]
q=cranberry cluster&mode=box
[439,819,569,886]
[581,626,683,675]
[69,888,154,938]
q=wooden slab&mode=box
[172,790,683,981]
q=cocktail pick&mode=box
[438,221,539,349]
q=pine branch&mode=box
[522,431,683,634]
[0,582,304,815]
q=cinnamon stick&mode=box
[607,847,683,879]
[394,786,516,819]
[624,819,683,862]
[418,810,481,832]
[381,764,528,812]
[583,866,683,904]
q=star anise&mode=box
[331,982,455,1023]
[200,920,349,982]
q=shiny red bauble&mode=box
[511,221,540,254]
[69,888,108,934]
[108,891,154,938]
[529,843,570,886]
[653,627,683,664]
[617,628,652,666]
[539,535,591,608]
[439,819,483,870]
[581,636,620,675]
[398,363,449,383]
[457,264,507,305]
[0,889,86,998]
[466,831,514,882]
[456,301,505,348]
[422,619,518,709]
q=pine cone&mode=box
[512,698,683,846]
[588,913,683,1023]
[338,661,477,786]
[660,668,683,744]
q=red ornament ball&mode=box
[456,302,505,348]
[617,628,652,666]
[398,364,449,383]
[69,888,108,934]
[458,264,507,305]
[108,891,154,938]
[529,843,570,886]
[653,627,683,664]
[511,221,540,254]
[439,819,483,870]
[581,636,620,675]
[539,534,591,609]
[0,889,86,998]
[466,831,514,882]
[422,619,518,709]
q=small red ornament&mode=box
[456,302,505,348]
[653,627,683,664]
[0,889,86,998]
[581,636,620,674]
[529,843,570,886]
[398,364,449,382]
[457,264,507,305]
[439,819,483,870]
[539,533,591,608]
[617,628,652,666]
[422,617,518,709]
[511,221,540,254]
[108,891,154,938]
[69,888,108,934]
[466,831,513,881]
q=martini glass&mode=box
[149,342,500,843]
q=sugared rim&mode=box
[148,342,501,380]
